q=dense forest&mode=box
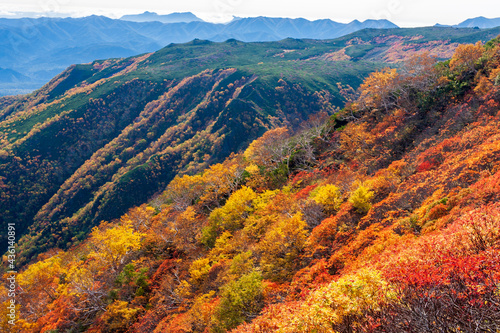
[4,26,499,266]
[2,34,500,332]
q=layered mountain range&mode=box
[0,15,398,95]
[1,13,500,96]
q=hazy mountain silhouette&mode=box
[0,15,398,95]
[120,11,204,23]
[455,16,500,28]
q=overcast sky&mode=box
[1,0,500,27]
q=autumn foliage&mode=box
[3,37,500,332]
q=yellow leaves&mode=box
[244,127,291,168]
[65,264,91,292]
[348,183,374,214]
[155,205,202,252]
[449,41,484,73]
[17,255,62,291]
[102,300,140,332]
[321,269,395,317]
[284,269,396,332]
[258,212,308,281]
[164,158,245,210]
[121,204,156,230]
[189,258,211,286]
[252,189,280,211]
[165,174,205,211]
[241,269,396,333]
[209,186,257,232]
[245,163,260,175]
[209,231,237,261]
[356,68,399,112]
[0,300,20,332]
[202,162,242,196]
[87,220,145,272]
[310,184,343,212]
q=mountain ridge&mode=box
[2,14,500,97]
[0,15,397,95]
[455,16,500,28]
[4,34,500,333]
[120,11,204,23]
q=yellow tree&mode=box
[87,220,145,273]
[356,68,399,112]
[164,174,205,211]
[121,204,156,230]
[244,127,293,169]
[349,183,375,214]
[290,269,396,332]
[64,261,108,325]
[310,184,343,213]
[16,255,64,326]
[449,41,484,74]
[155,206,203,252]
[208,186,258,233]
[258,212,308,281]
[199,159,245,208]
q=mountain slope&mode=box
[5,36,500,333]
[5,14,500,96]
[456,16,500,28]
[0,38,383,264]
[0,26,497,257]
[3,27,500,264]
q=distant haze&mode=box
[1,0,500,27]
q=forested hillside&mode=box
[3,26,500,267]
[5,27,494,266]
[0,37,377,266]
[3,36,500,332]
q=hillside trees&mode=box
[9,36,500,332]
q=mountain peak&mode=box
[455,16,500,28]
[120,11,203,23]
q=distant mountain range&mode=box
[120,11,204,23]
[0,68,29,83]
[1,13,500,96]
[455,16,500,28]
[434,16,500,29]
[0,15,397,95]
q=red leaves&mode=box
[417,159,438,172]
[294,184,318,200]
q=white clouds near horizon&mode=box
[1,0,500,27]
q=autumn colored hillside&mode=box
[3,35,500,332]
[4,27,498,267]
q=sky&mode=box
[1,0,500,27]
